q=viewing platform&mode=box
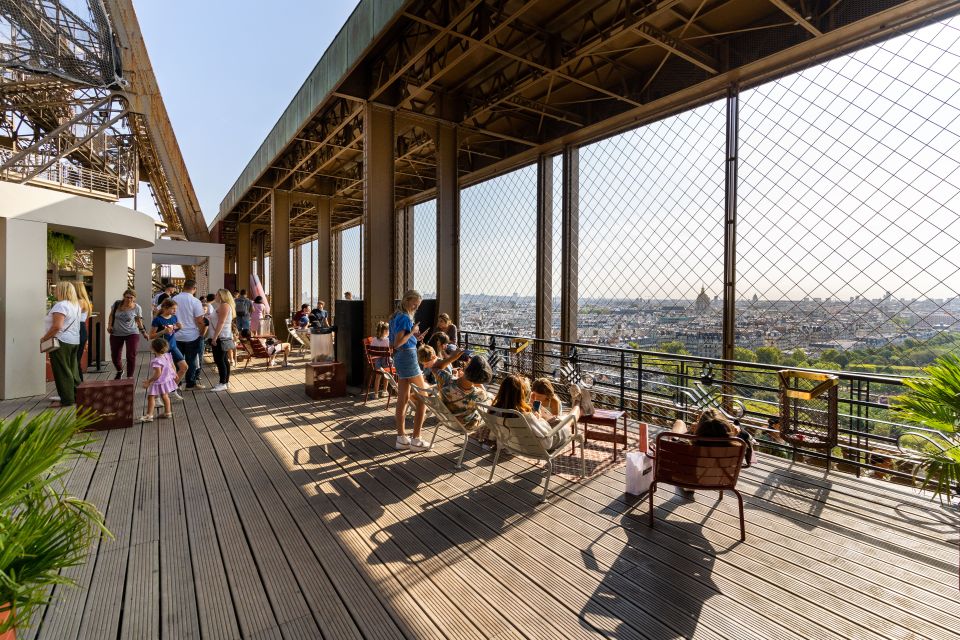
[7,353,958,640]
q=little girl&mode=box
[369,321,391,398]
[140,338,179,422]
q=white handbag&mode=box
[625,452,653,496]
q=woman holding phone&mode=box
[389,290,431,452]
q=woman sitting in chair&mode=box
[436,354,492,442]
[240,328,291,366]
[660,408,747,497]
[492,374,584,451]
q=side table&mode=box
[576,409,647,460]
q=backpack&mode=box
[235,297,252,317]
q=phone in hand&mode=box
[532,400,542,412]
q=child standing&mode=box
[140,338,179,422]
[370,321,391,398]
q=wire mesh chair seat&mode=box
[478,405,584,502]
[646,432,747,540]
[285,320,307,354]
[412,384,480,469]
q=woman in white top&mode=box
[209,289,236,392]
[41,281,82,406]
[73,281,92,382]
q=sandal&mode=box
[138,415,154,423]
[158,413,172,420]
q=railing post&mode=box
[722,85,739,412]
[560,145,578,349]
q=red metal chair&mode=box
[647,432,748,541]
[362,337,395,407]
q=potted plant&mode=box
[0,409,110,638]
[894,355,960,502]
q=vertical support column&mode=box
[270,189,291,330]
[536,154,554,343]
[560,145,579,346]
[395,205,414,299]
[98,246,135,353]
[436,123,459,324]
[332,229,342,302]
[316,196,332,306]
[251,230,261,280]
[362,102,396,336]
[722,87,739,401]
[237,222,251,293]
[0,218,47,399]
[292,244,302,307]
[535,154,554,378]
[207,252,225,294]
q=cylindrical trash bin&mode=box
[310,332,335,362]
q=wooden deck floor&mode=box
[5,352,959,640]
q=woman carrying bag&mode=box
[107,288,149,379]
[40,281,82,406]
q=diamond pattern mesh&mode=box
[460,164,538,336]
[341,224,362,299]
[738,17,960,371]
[577,101,726,357]
[413,200,437,297]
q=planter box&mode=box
[77,378,134,429]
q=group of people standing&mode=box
[42,278,240,410]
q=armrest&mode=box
[544,412,577,438]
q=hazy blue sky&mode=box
[134,0,360,222]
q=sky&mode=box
[133,0,360,223]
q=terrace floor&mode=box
[5,352,960,640]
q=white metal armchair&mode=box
[412,384,480,468]
[478,405,585,501]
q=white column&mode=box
[207,255,225,293]
[0,218,47,399]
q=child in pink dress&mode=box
[140,338,179,422]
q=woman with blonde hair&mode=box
[72,281,92,381]
[208,289,236,392]
[40,281,82,406]
[389,289,431,451]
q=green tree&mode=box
[658,341,689,355]
[755,346,783,365]
[734,347,757,362]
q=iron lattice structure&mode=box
[0,0,206,240]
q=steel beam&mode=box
[560,145,578,346]
[768,0,822,37]
[435,122,459,326]
[362,102,396,336]
[270,190,292,328]
[293,243,303,308]
[237,222,251,293]
[317,197,332,306]
[722,87,738,364]
[535,153,553,343]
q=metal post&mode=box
[560,145,579,347]
[317,197,332,306]
[270,189,292,331]
[722,87,739,408]
[436,123,459,324]
[362,102,396,337]
[536,154,554,375]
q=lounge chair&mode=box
[286,319,307,354]
[362,337,395,406]
[645,432,747,540]
[478,405,584,501]
[239,335,278,368]
[412,384,480,469]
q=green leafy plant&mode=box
[893,355,960,502]
[0,409,110,634]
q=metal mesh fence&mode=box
[576,100,726,357]
[460,164,538,336]
[737,16,960,373]
[412,199,437,297]
[341,224,363,299]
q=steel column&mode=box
[436,123,460,325]
[270,189,292,330]
[560,145,579,345]
[293,243,302,308]
[536,154,553,342]
[237,222,251,293]
[333,229,343,302]
[723,88,739,363]
[362,102,396,336]
[317,197,332,306]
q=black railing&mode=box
[461,330,924,482]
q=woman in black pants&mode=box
[208,289,235,392]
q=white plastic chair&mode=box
[478,405,585,501]
[412,384,480,468]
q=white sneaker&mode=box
[395,435,411,450]
[408,437,432,452]
[171,391,184,402]
[210,383,228,392]
[48,394,60,401]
